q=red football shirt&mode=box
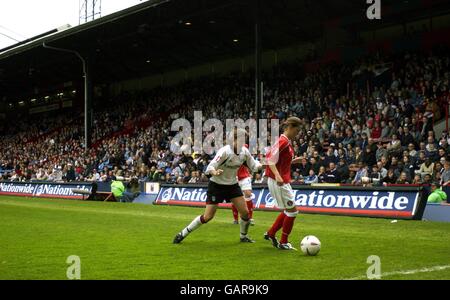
[237,165,251,180]
[237,144,251,180]
[265,134,294,183]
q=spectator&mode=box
[383,169,397,185]
[419,158,435,179]
[371,122,382,139]
[1,49,449,188]
[368,164,382,185]
[254,173,265,184]
[387,134,401,156]
[402,156,415,181]
[362,146,377,168]
[380,121,392,138]
[441,161,450,186]
[377,161,388,179]
[412,174,422,184]
[292,171,304,184]
[66,163,76,182]
[317,166,327,183]
[408,143,418,158]
[396,172,410,184]
[345,171,356,184]
[188,171,200,184]
[423,174,433,185]
[111,179,138,203]
[336,158,350,182]
[353,162,368,184]
[427,182,448,203]
[323,162,340,183]
[182,170,191,184]
[297,158,311,177]
[164,173,176,184]
[310,157,321,175]
[304,169,318,184]
[400,126,415,147]
[376,142,388,162]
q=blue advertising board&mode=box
[0,181,92,199]
[154,184,426,219]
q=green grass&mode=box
[0,196,449,280]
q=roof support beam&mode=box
[42,42,92,149]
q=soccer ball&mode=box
[300,235,321,256]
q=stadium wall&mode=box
[423,203,450,222]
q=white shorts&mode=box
[267,177,295,209]
[238,177,252,192]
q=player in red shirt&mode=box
[231,163,255,225]
[264,117,302,250]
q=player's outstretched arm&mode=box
[205,146,228,177]
[244,148,263,173]
[292,157,303,165]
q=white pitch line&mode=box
[342,265,450,280]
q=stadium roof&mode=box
[1,0,450,101]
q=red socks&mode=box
[268,211,297,244]
[231,204,239,221]
[280,216,296,244]
[268,212,286,237]
[232,201,254,220]
[246,200,253,219]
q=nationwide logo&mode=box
[154,186,422,219]
[0,182,91,197]
[34,184,91,196]
[0,183,36,194]
[256,189,417,212]
[263,192,277,208]
[159,188,208,202]
[291,190,413,211]
[161,188,174,202]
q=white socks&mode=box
[240,218,251,239]
[181,215,203,237]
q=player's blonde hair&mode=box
[282,117,302,129]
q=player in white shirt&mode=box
[173,129,263,244]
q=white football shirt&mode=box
[205,145,261,185]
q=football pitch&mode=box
[0,196,449,280]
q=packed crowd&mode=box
[1,47,450,188]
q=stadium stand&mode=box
[1,46,449,187]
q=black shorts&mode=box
[206,181,243,205]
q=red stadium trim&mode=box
[384,184,423,187]
[260,204,413,217]
[155,200,232,208]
